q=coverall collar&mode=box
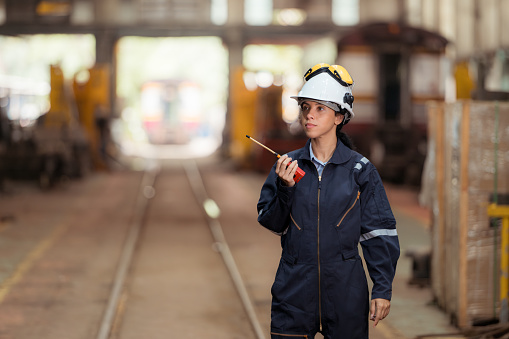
[302,138,352,165]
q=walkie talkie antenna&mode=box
[245,135,306,183]
[246,135,281,157]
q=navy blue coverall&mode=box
[257,138,400,339]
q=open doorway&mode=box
[115,36,229,160]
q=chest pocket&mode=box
[336,191,360,227]
[283,212,306,260]
[290,213,302,231]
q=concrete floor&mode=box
[0,157,460,338]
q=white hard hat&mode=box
[291,63,355,124]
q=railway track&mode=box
[95,160,266,339]
[184,161,266,339]
[95,163,159,339]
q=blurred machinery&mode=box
[229,66,258,168]
[0,64,112,188]
[229,66,306,173]
[73,64,112,170]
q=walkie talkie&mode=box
[246,135,305,183]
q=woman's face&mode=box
[300,100,344,139]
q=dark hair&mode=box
[336,126,353,149]
[335,110,354,149]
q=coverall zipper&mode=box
[336,191,360,227]
[317,174,322,332]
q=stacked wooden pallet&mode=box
[423,100,509,328]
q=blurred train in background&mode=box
[140,79,205,145]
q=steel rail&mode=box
[184,160,266,339]
[95,163,160,339]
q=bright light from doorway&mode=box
[0,34,95,124]
[242,44,304,132]
[256,71,274,88]
[332,0,359,26]
[211,0,227,25]
[275,8,306,26]
[245,0,273,26]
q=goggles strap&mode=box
[304,66,352,87]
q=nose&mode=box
[304,108,316,120]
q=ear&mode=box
[335,114,345,125]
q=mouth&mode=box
[305,123,317,129]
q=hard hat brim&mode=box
[290,95,354,118]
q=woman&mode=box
[257,63,400,339]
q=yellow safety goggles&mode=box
[304,63,354,87]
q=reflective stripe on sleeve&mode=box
[359,229,398,242]
[354,157,369,171]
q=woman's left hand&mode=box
[370,298,391,327]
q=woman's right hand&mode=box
[275,155,298,187]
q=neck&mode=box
[311,136,337,162]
